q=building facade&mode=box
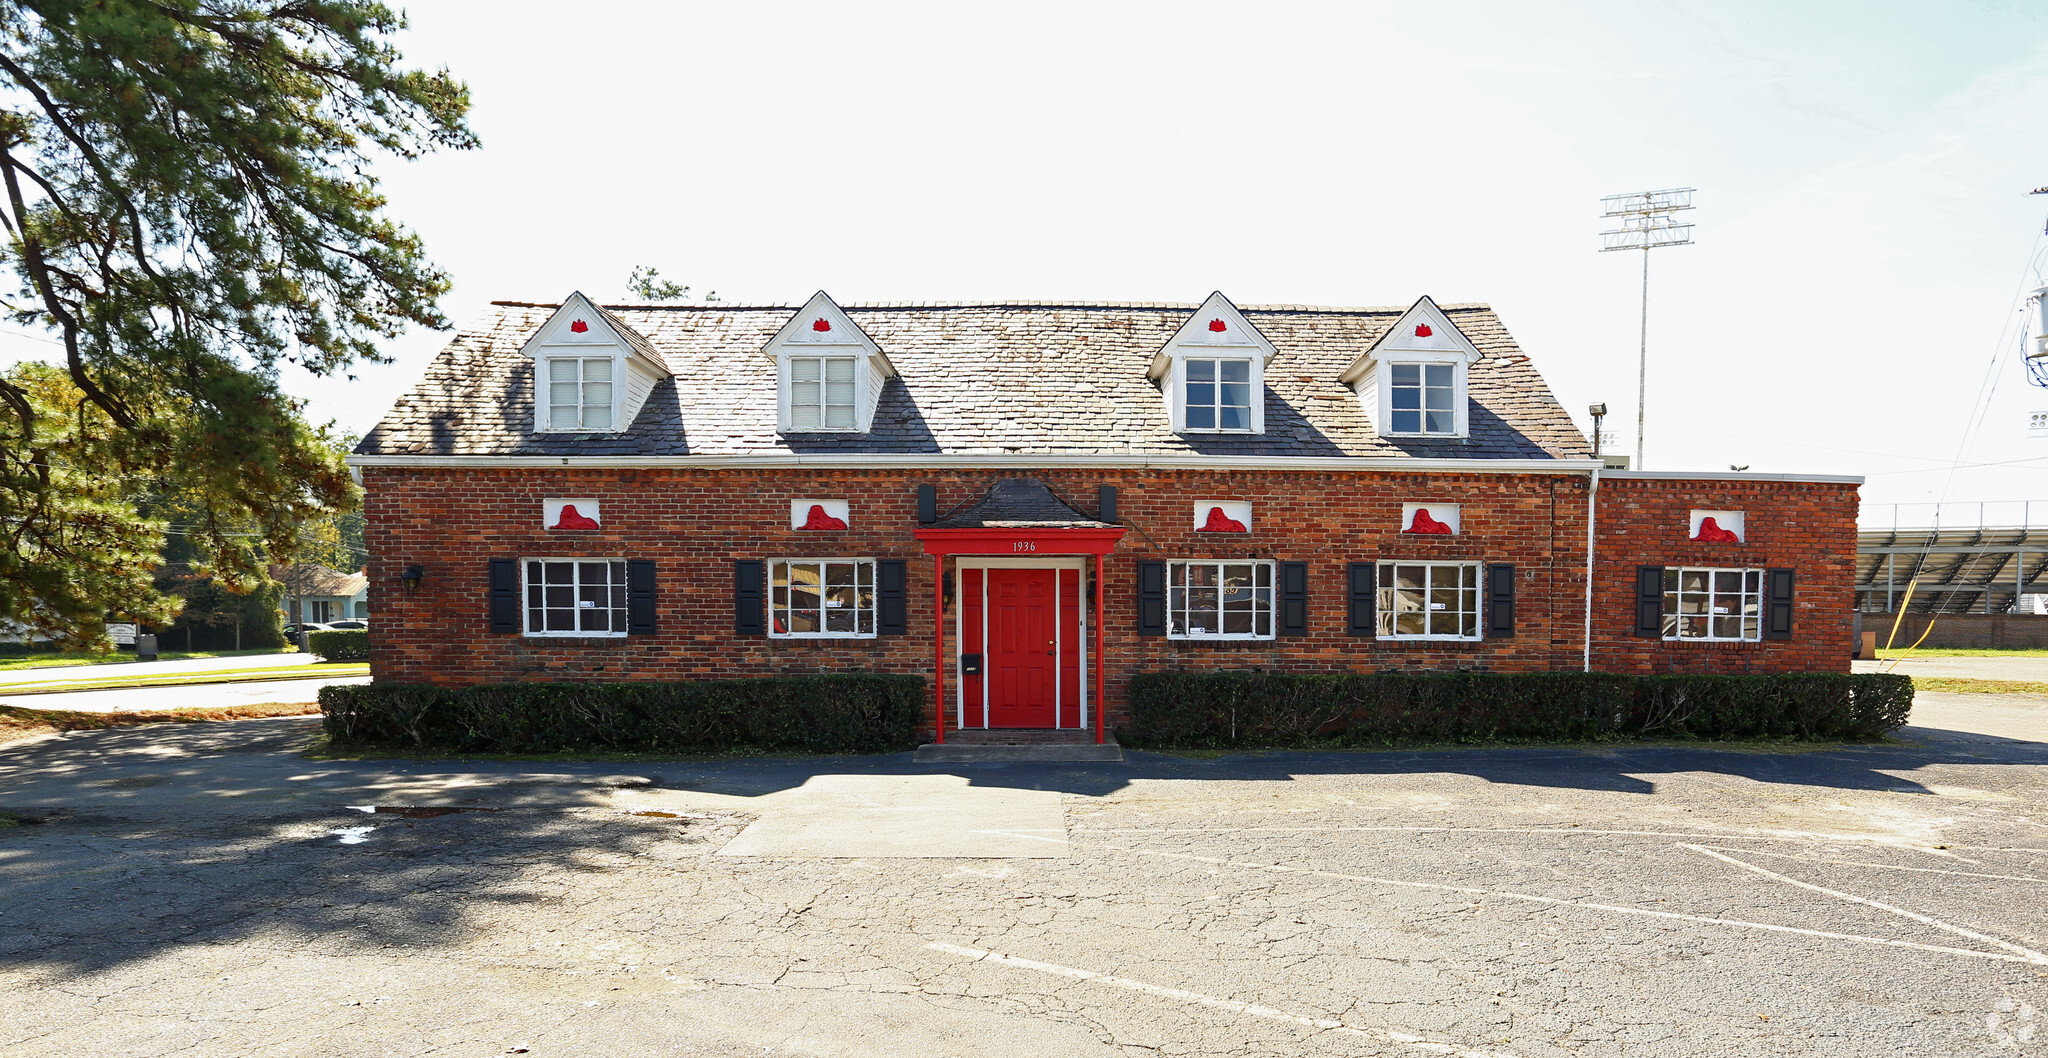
[353,291,1858,740]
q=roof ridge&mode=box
[488,299,1496,314]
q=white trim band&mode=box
[1602,469,1865,485]
[349,452,1607,474]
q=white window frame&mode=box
[1377,560,1483,641]
[784,355,861,433]
[522,558,628,638]
[1166,559,1276,640]
[769,557,878,639]
[543,356,616,432]
[1372,353,1468,439]
[1662,567,1764,643]
[1181,356,1256,433]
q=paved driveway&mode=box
[0,675,368,713]
[2,719,2044,1056]
[0,650,314,687]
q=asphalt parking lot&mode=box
[0,712,2044,1057]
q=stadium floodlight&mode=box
[1601,187,1696,470]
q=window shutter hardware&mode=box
[1765,568,1795,640]
[1634,566,1664,638]
[1279,561,1308,637]
[1346,562,1375,637]
[626,560,657,636]
[488,558,519,634]
[734,560,766,636]
[877,560,908,636]
[1136,561,1166,636]
[1486,563,1515,638]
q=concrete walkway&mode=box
[0,650,313,688]
[0,675,366,713]
[1852,655,2048,681]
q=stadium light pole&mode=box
[1600,188,1695,470]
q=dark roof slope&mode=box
[357,301,1590,460]
[931,478,1111,529]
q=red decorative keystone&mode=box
[1208,318,1227,332]
[1414,323,1433,338]
[550,504,600,530]
[1199,506,1248,533]
[798,504,848,531]
[1692,517,1740,543]
[569,319,589,333]
[812,318,832,332]
[1404,507,1453,534]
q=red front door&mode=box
[987,568,1057,728]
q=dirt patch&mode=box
[0,702,320,745]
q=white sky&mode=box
[9,1,2048,526]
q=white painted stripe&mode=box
[1071,824,2026,851]
[1680,844,2048,963]
[1690,845,2048,885]
[349,452,1603,474]
[925,942,1517,1057]
[1106,845,2048,966]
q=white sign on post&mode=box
[105,623,137,645]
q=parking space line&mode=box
[1679,844,2048,962]
[1691,844,2048,885]
[1105,844,2048,966]
[926,941,1517,1058]
[1071,825,2029,851]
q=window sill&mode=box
[770,634,879,641]
[779,427,866,435]
[1177,428,1260,436]
[1376,636,1484,644]
[1660,638,1766,647]
[1167,635,1276,643]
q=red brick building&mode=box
[353,291,1859,741]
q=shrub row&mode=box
[307,629,370,662]
[1124,671,1914,749]
[319,674,926,755]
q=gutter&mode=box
[346,452,1609,475]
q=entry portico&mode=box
[914,479,1125,744]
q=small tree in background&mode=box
[627,265,717,302]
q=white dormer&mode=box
[522,291,671,434]
[1149,292,1277,434]
[765,291,896,434]
[1338,296,1482,440]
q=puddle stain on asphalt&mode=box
[346,805,501,819]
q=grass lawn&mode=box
[0,647,301,673]
[0,662,367,695]
[0,701,320,746]
[1910,676,2048,696]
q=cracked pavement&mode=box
[1,709,2045,1056]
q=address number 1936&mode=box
[1011,541,1037,553]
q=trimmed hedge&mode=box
[307,629,369,662]
[319,674,926,755]
[1125,671,1914,749]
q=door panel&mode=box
[986,568,1057,728]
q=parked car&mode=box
[325,620,369,630]
[281,622,334,638]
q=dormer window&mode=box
[1389,362,1455,434]
[790,355,857,430]
[546,356,614,431]
[1185,358,1253,431]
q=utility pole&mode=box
[1601,188,1695,470]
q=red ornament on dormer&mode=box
[1404,507,1453,535]
[1414,324,1433,338]
[812,318,832,332]
[1199,506,1248,533]
[569,320,589,333]
[797,504,848,531]
[550,504,600,531]
[1692,517,1740,543]
[1208,318,1227,332]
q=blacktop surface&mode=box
[2,681,2046,1055]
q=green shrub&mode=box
[1125,671,1913,749]
[307,629,369,662]
[318,674,926,755]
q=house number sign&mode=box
[1012,541,1038,553]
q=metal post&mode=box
[1637,247,1649,471]
[2019,550,2026,615]
[1886,552,1895,613]
[932,555,945,745]
[1093,553,1106,745]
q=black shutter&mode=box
[488,558,519,633]
[1098,485,1118,523]
[1347,562,1376,637]
[1136,561,1166,636]
[877,560,908,635]
[734,560,765,636]
[1278,561,1308,637]
[627,560,656,636]
[916,484,937,524]
[1634,566,1664,638]
[1486,563,1515,639]
[1765,568,1795,640]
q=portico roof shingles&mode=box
[356,300,1592,461]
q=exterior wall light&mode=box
[401,564,425,594]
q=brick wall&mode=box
[362,466,1856,735]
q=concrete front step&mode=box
[913,737,1124,763]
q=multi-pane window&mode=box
[1184,358,1253,431]
[790,356,857,430]
[1167,560,1274,639]
[1664,568,1763,642]
[1377,561,1481,639]
[770,559,877,637]
[524,559,626,636]
[1389,363,1455,434]
[547,357,614,431]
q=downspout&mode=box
[1582,464,1601,672]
